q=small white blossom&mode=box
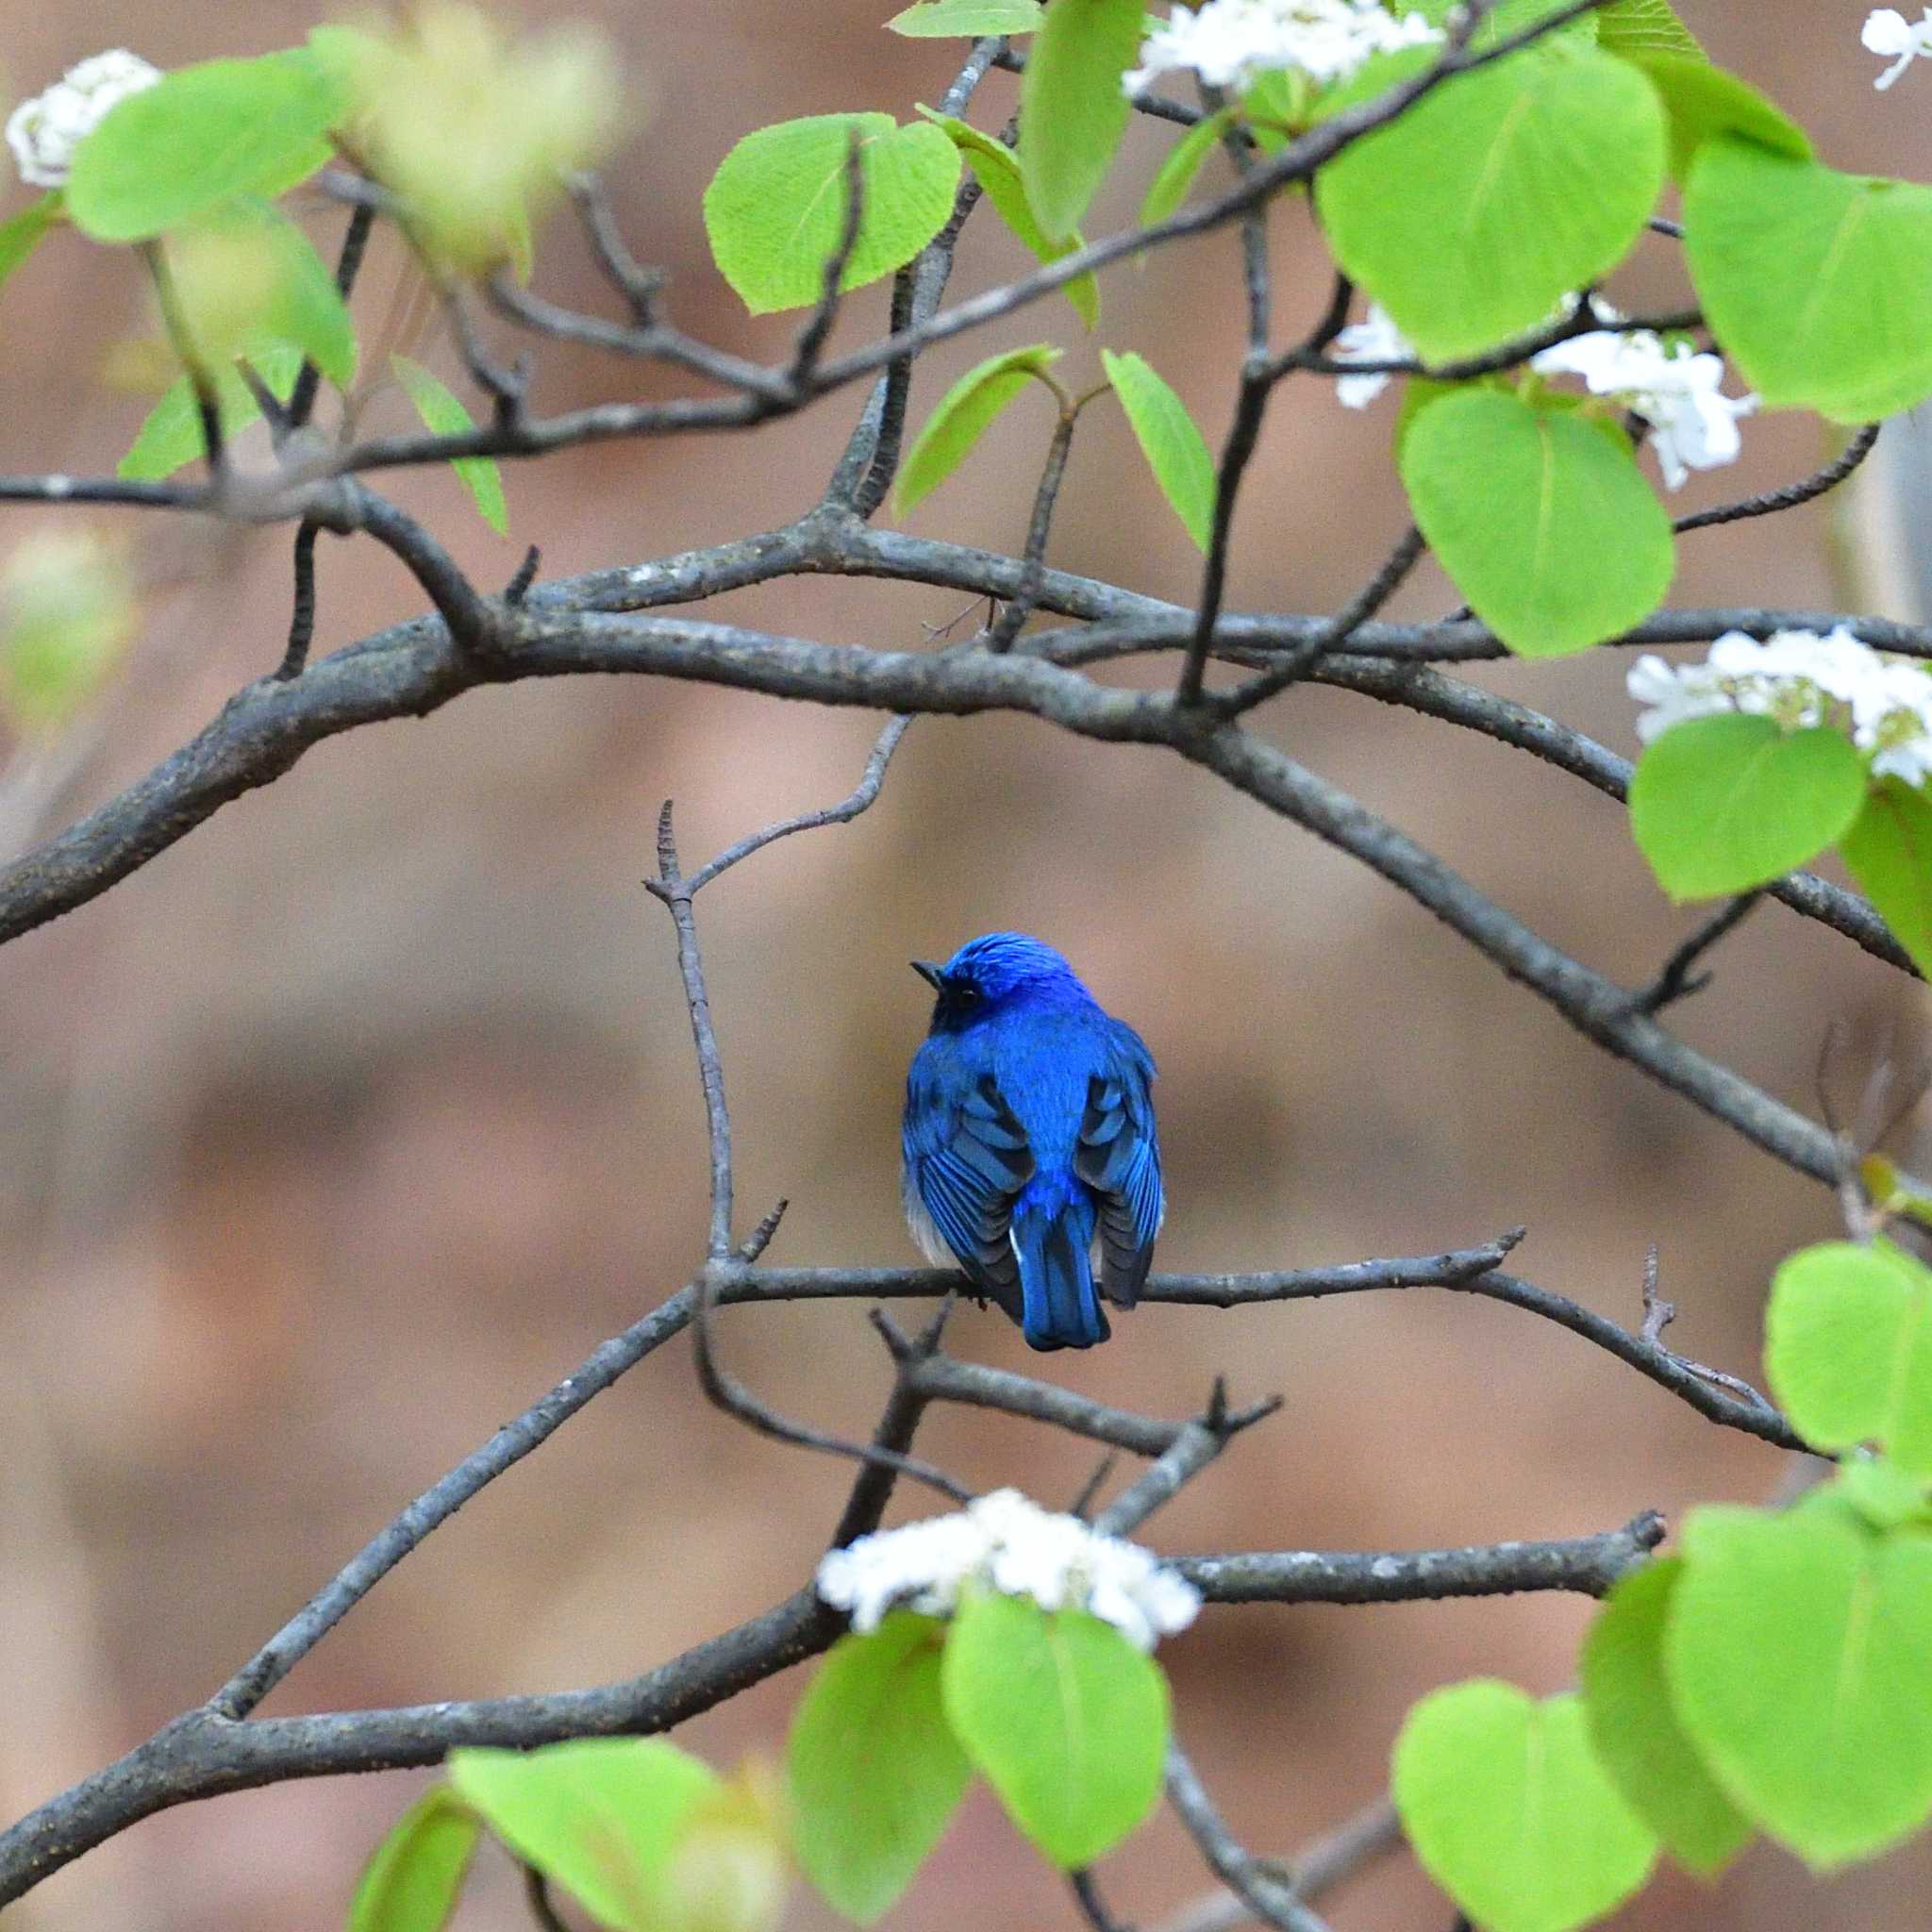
[1864,8,1932,89]
[1330,303,1414,408]
[1126,0,1441,98]
[814,1487,1201,1651]
[1628,627,1932,786]
[6,50,161,189]
[1532,329,1757,491]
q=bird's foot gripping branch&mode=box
[8,1,1932,1929]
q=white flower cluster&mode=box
[1330,302,1755,492]
[1629,628,1932,786]
[1532,328,1757,491]
[815,1487,1202,1652]
[7,50,161,190]
[1126,0,1441,97]
[1865,8,1932,89]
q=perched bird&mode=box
[902,932,1162,1351]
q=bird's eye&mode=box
[953,984,981,1005]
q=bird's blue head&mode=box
[912,931,1087,1033]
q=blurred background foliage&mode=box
[0,3,1927,1928]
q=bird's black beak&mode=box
[910,959,946,991]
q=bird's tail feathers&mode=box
[1010,1190,1107,1351]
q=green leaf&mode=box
[897,343,1062,513]
[1579,1559,1753,1876]
[918,112,1098,325]
[1100,348,1216,552]
[1765,1241,1932,1475]
[889,0,1045,30]
[1687,141,1932,424]
[1399,389,1673,659]
[1393,1683,1657,1932]
[1840,778,1932,979]
[349,1788,481,1932]
[118,342,305,481]
[1597,0,1707,58]
[1315,47,1665,360]
[66,53,339,242]
[1836,1455,1932,1534]
[1667,1504,1932,1867]
[180,199,357,389]
[448,1738,721,1930]
[940,1592,1168,1868]
[704,113,961,315]
[390,354,509,537]
[1628,713,1867,899]
[0,192,62,297]
[1620,54,1809,183]
[1019,0,1145,242]
[788,1613,972,1924]
[1140,108,1235,226]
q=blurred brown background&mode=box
[0,3,1927,1928]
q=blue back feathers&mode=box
[901,932,1163,1351]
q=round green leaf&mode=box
[1315,47,1666,361]
[1766,1241,1932,1475]
[66,53,339,242]
[1579,1559,1752,1876]
[918,113,1098,326]
[1393,1682,1657,1932]
[1618,54,1808,183]
[1628,713,1867,900]
[940,1592,1168,1869]
[1018,0,1144,242]
[1100,348,1216,553]
[897,343,1062,514]
[1840,778,1932,982]
[1687,140,1932,424]
[704,114,961,316]
[1400,390,1673,658]
[349,1788,481,1932]
[448,1738,720,1930]
[788,1613,972,1924]
[1667,1505,1932,1867]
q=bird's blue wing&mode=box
[1074,1022,1162,1308]
[903,1053,1035,1319]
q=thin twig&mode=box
[684,715,912,893]
[1165,1742,1332,1932]
[504,545,541,607]
[1072,1868,1139,1932]
[524,1867,570,1932]
[986,408,1079,653]
[290,200,377,432]
[142,242,224,479]
[644,802,736,1257]
[275,521,322,681]
[1673,423,1881,536]
[1625,891,1763,1016]
[788,129,867,388]
[1214,525,1426,717]
[688,1264,974,1505]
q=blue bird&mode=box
[902,933,1163,1351]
